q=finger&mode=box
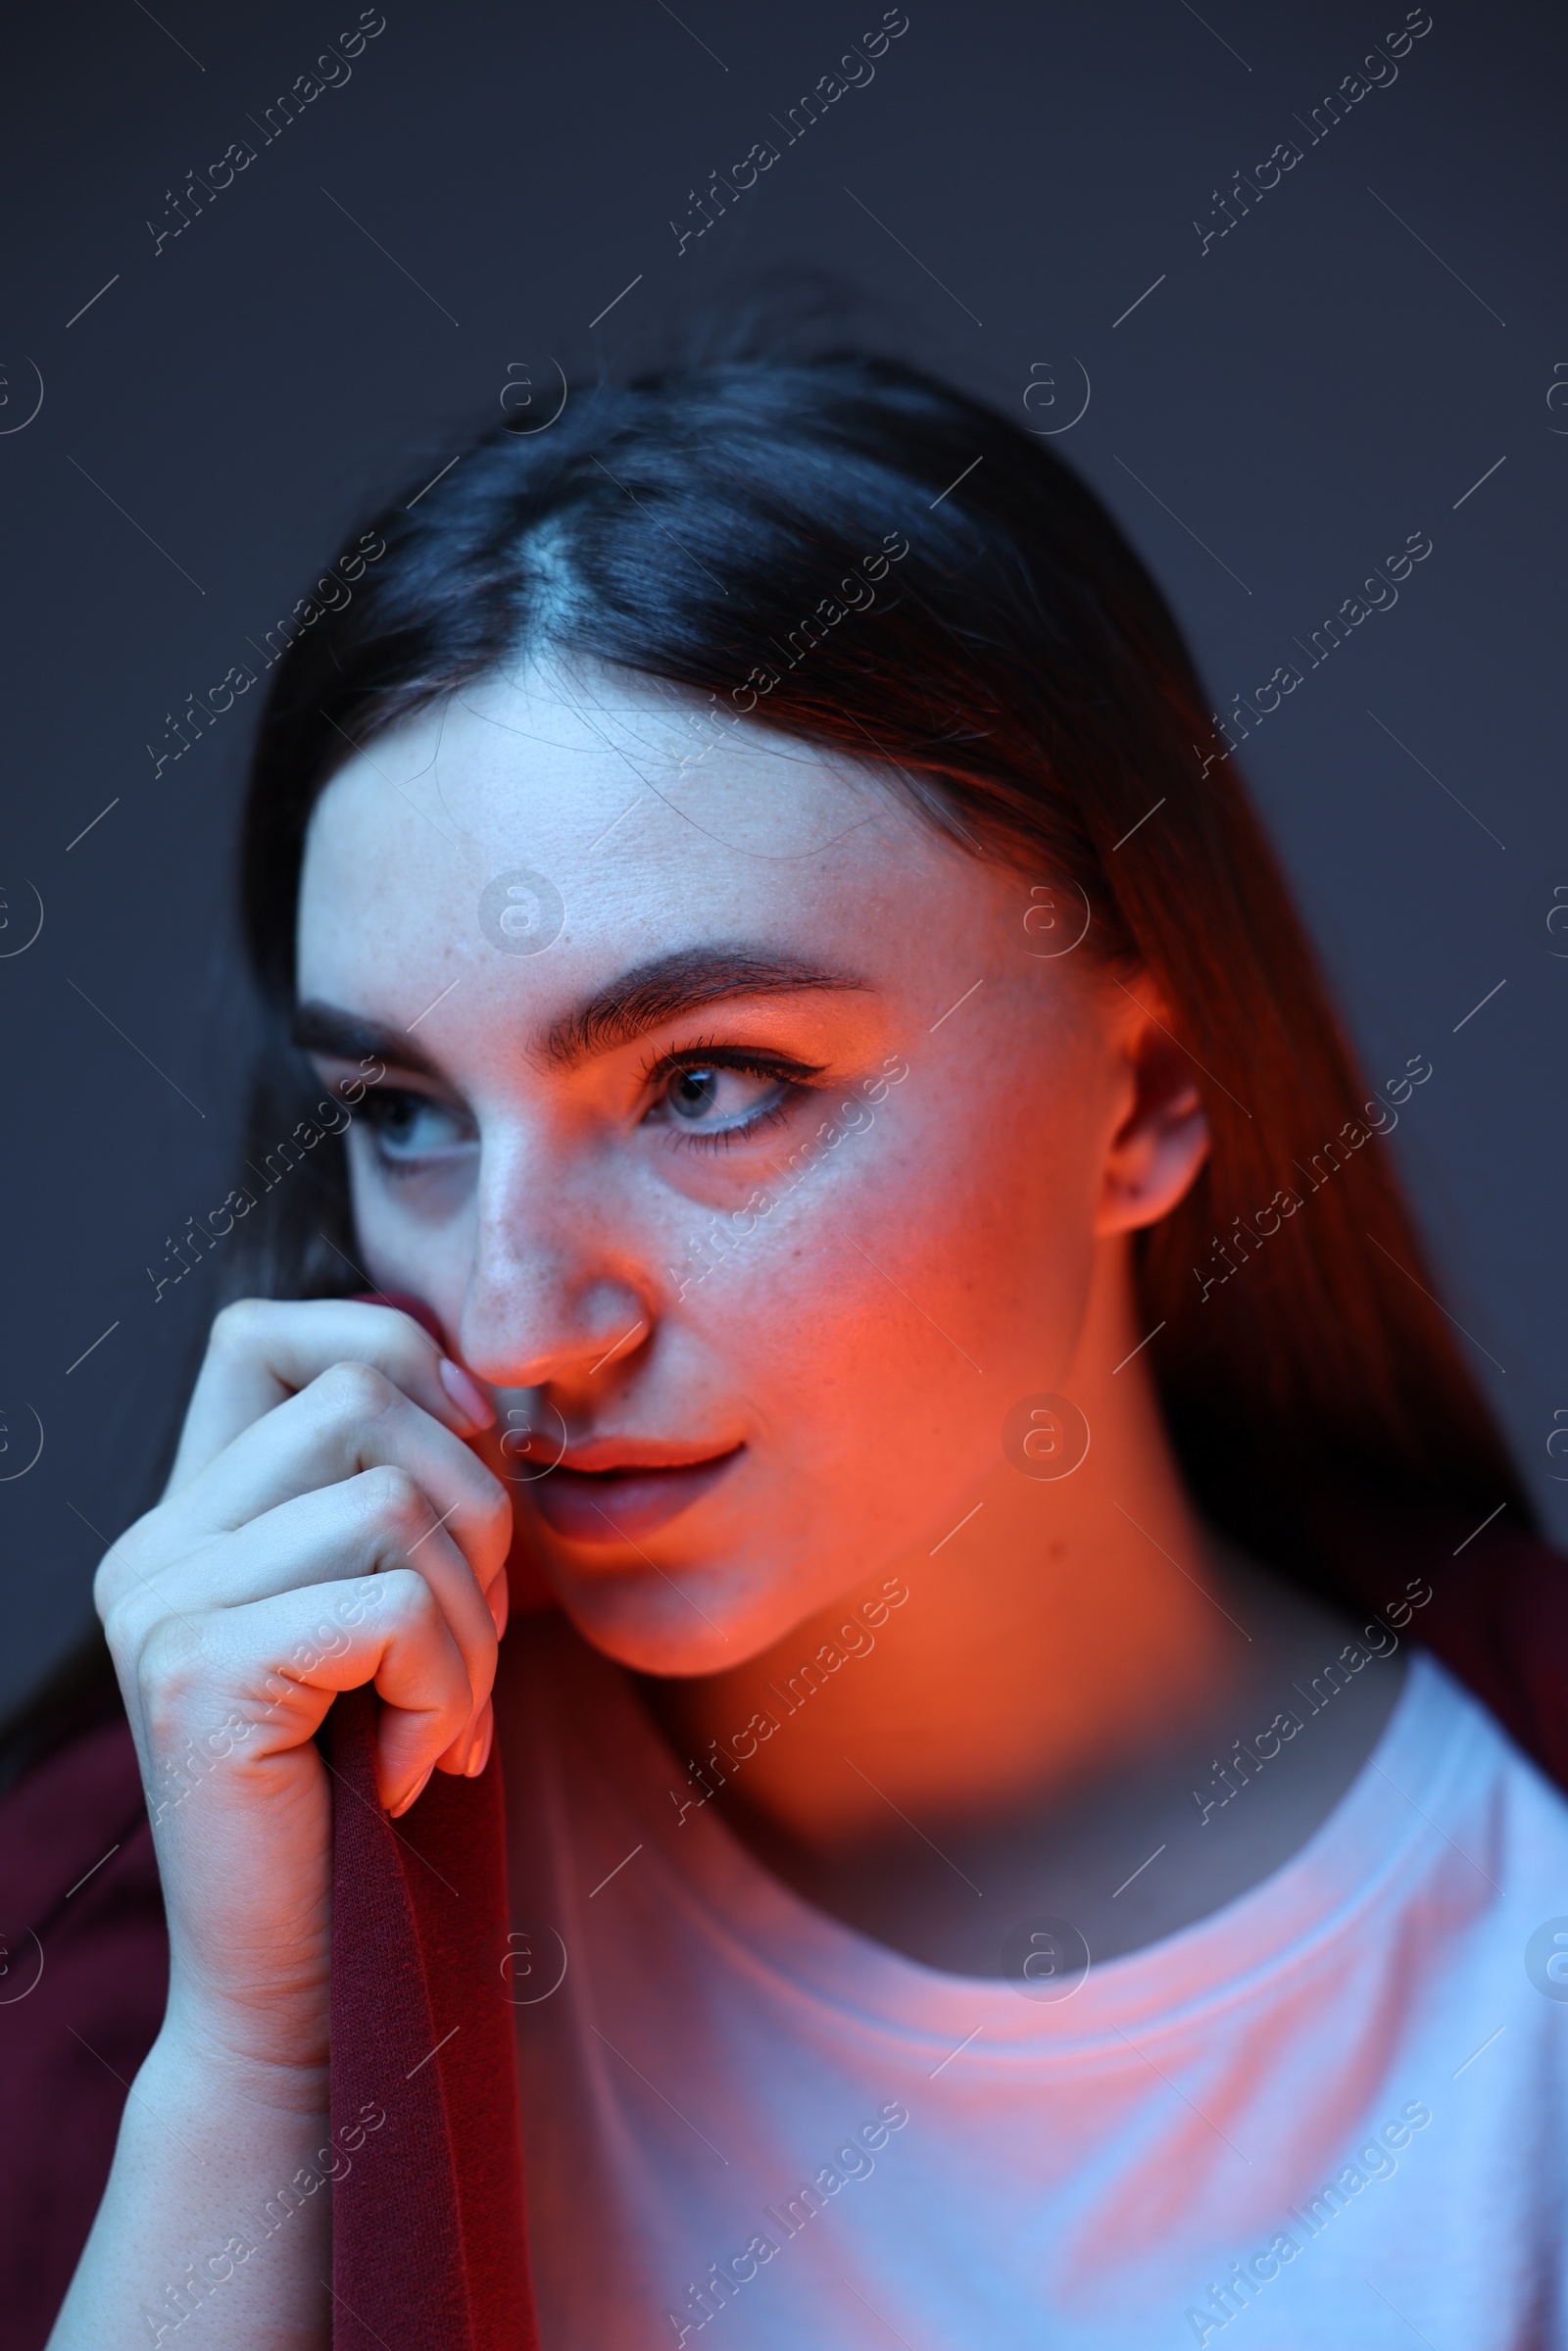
[138,1568,475,1822]
[224,1467,508,1643]
[149,1361,512,1611]
[108,1468,501,1744]
[169,1298,493,1493]
[456,1697,494,1785]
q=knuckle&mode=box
[470,1472,511,1544]
[376,1566,441,1626]
[94,1513,158,1628]
[331,1573,387,1629]
[98,1592,139,1671]
[92,1545,127,1622]
[208,1296,270,1359]
[361,1462,424,1531]
[135,1611,216,1732]
[315,1358,397,1425]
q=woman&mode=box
[33,348,1568,2346]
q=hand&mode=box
[95,1298,511,2073]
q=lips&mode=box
[524,1446,743,1544]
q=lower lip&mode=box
[525,1452,742,1544]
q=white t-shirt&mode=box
[496,1618,1568,2348]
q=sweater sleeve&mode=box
[0,1715,168,2351]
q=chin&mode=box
[541,1558,780,1679]
[512,1451,808,1675]
[526,1523,822,1674]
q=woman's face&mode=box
[296,660,1202,1673]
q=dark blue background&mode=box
[1,0,1562,1712]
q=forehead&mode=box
[296,658,989,1010]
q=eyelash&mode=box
[638,1042,826,1151]
[349,1044,825,1174]
[354,1087,472,1178]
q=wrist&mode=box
[152,1989,331,2118]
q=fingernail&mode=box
[486,1571,510,1640]
[439,1356,494,1430]
[465,1709,493,1777]
[391,1764,433,1818]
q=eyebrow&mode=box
[292,1001,443,1078]
[292,946,872,1080]
[539,947,871,1069]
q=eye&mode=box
[357,1087,474,1165]
[644,1053,809,1143]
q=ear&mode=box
[1094,985,1211,1237]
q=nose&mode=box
[462,1272,650,1394]
[453,1144,653,1395]
[459,1245,652,1393]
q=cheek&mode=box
[679,1079,1100,1521]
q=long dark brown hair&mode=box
[223,343,1529,1598]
